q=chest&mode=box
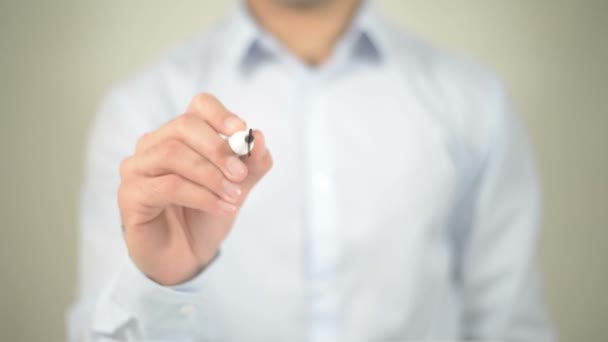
[216,67,460,246]
[183,65,465,339]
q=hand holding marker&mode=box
[118,94,272,285]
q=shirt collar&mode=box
[226,0,388,74]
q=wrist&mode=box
[140,249,221,287]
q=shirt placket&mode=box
[302,73,340,342]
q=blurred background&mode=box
[1,0,606,341]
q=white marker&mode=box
[228,129,255,157]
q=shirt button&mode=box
[179,303,197,318]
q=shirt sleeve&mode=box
[67,83,215,341]
[458,80,556,341]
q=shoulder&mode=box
[382,21,515,164]
[385,22,506,110]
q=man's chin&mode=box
[275,0,331,9]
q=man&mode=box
[69,0,555,341]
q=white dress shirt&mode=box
[68,2,555,341]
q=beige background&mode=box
[1,1,606,341]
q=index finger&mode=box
[187,93,247,136]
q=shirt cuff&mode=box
[93,255,220,337]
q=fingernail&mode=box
[226,156,247,178]
[222,179,242,200]
[217,199,237,214]
[224,117,244,132]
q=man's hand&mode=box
[118,93,273,286]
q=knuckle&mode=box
[117,183,142,224]
[158,140,182,160]
[135,132,151,152]
[174,114,194,134]
[156,174,181,195]
[117,182,133,206]
[119,157,134,178]
[193,92,217,108]
[204,137,226,160]
[191,153,208,170]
